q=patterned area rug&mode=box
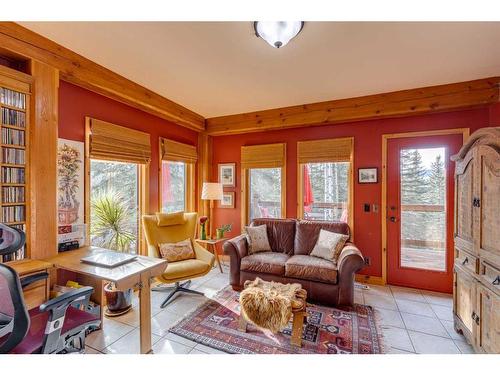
[169,286,384,354]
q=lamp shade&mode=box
[201,182,223,200]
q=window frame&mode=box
[297,137,354,239]
[158,139,196,215]
[240,143,287,230]
[85,118,150,255]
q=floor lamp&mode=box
[201,182,223,239]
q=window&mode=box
[297,138,353,230]
[161,160,186,213]
[302,162,350,221]
[249,168,282,221]
[90,160,139,253]
[241,143,286,227]
[86,117,151,255]
[159,138,197,213]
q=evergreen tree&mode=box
[400,149,427,204]
[428,155,445,205]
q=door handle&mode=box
[389,216,397,223]
[462,257,469,266]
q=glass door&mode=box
[386,134,462,292]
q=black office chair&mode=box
[0,223,49,288]
[0,263,100,354]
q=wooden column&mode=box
[29,60,59,259]
[197,132,212,217]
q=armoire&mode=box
[453,126,500,354]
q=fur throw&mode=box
[239,278,303,333]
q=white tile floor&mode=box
[84,266,474,354]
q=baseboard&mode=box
[355,274,385,286]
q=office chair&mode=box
[0,263,100,354]
[0,224,49,288]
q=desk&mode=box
[195,238,226,273]
[45,246,167,354]
[8,259,52,309]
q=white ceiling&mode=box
[21,22,500,118]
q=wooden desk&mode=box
[195,238,226,273]
[45,246,167,354]
[8,259,52,309]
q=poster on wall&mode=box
[57,138,86,248]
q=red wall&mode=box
[211,107,493,278]
[58,81,199,212]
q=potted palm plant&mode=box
[91,189,135,316]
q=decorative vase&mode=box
[216,228,224,239]
[200,223,207,240]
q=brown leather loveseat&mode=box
[223,218,364,306]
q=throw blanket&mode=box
[239,278,304,333]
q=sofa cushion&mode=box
[285,255,338,284]
[294,220,350,255]
[245,225,272,254]
[241,252,290,276]
[310,229,349,265]
[251,218,296,255]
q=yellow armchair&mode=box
[142,212,215,307]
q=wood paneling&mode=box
[206,77,500,136]
[197,132,212,217]
[29,60,58,259]
[0,22,204,131]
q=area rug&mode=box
[169,286,384,354]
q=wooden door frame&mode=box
[380,128,470,285]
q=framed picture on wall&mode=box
[358,167,378,184]
[218,163,236,187]
[219,192,235,208]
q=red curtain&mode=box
[303,165,314,213]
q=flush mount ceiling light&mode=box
[254,21,304,48]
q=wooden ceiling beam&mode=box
[0,22,205,132]
[206,77,500,136]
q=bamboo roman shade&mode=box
[241,143,286,169]
[297,137,353,163]
[160,138,197,163]
[88,118,151,163]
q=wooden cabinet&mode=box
[452,127,500,354]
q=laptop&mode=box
[80,250,137,268]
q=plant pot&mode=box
[216,229,224,239]
[104,283,133,317]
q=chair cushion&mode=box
[158,238,195,262]
[240,252,289,276]
[285,255,338,284]
[294,220,350,255]
[251,218,296,255]
[7,306,98,354]
[160,259,211,282]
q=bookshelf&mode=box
[0,66,31,262]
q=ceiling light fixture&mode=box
[254,21,304,49]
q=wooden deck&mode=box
[400,247,446,271]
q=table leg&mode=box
[139,272,152,354]
[210,244,223,273]
[291,311,304,347]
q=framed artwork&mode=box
[57,139,85,225]
[219,192,235,208]
[358,167,378,184]
[218,163,236,187]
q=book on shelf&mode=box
[0,88,26,109]
[1,107,25,127]
[1,167,25,184]
[1,127,25,146]
[1,205,25,222]
[2,186,25,203]
[2,148,25,164]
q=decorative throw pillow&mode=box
[158,238,195,262]
[245,225,272,254]
[156,211,186,227]
[310,229,349,264]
